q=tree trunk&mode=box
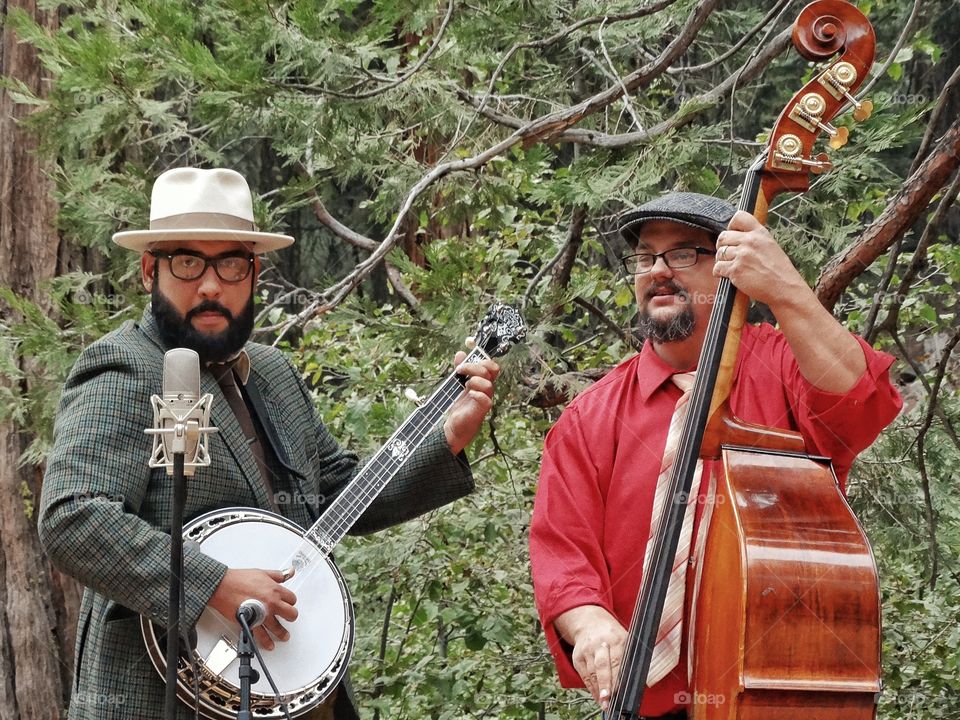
[0,2,80,718]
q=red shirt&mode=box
[529,323,901,717]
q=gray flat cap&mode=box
[618,192,736,247]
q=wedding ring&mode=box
[281,567,295,582]
[721,246,729,261]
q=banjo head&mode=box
[142,507,354,719]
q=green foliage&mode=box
[3,0,960,717]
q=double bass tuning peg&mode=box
[817,61,874,122]
[790,92,850,149]
[772,133,833,174]
[851,98,874,123]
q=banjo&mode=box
[141,304,526,718]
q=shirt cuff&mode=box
[799,335,896,418]
[540,583,613,688]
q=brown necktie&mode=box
[208,361,277,509]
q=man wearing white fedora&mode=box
[39,167,500,720]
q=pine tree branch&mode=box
[267,0,722,337]
[274,0,455,100]
[456,26,790,149]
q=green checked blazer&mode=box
[39,307,475,720]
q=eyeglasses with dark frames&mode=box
[620,247,715,276]
[150,250,254,283]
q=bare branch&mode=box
[522,206,587,311]
[573,296,640,352]
[458,26,790,149]
[910,62,960,175]
[857,0,922,100]
[888,330,960,455]
[551,206,588,291]
[667,0,791,74]
[815,116,960,310]
[598,17,644,133]
[874,170,960,338]
[304,182,377,251]
[385,263,421,313]
[861,234,902,344]
[524,368,609,408]
[914,325,960,590]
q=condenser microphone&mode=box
[146,348,217,476]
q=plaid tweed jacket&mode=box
[38,307,475,720]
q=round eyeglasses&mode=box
[151,250,254,283]
[620,247,715,276]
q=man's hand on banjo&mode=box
[444,347,500,456]
[209,567,298,651]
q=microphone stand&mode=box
[145,348,217,720]
[165,417,193,720]
[236,611,261,720]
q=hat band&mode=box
[150,212,255,232]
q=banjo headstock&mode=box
[472,304,526,358]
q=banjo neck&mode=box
[291,345,491,566]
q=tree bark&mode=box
[814,116,960,310]
[0,2,79,718]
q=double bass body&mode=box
[689,446,882,719]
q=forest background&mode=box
[1,0,958,718]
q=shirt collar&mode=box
[635,339,693,402]
[209,349,251,385]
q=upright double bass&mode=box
[608,2,880,718]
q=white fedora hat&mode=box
[112,167,294,253]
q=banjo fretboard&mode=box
[289,346,489,568]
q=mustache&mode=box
[186,301,233,321]
[645,280,688,301]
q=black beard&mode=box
[636,281,696,343]
[152,282,254,363]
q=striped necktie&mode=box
[643,371,704,686]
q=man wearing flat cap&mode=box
[529,192,901,718]
[38,167,499,719]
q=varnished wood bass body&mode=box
[690,447,881,719]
